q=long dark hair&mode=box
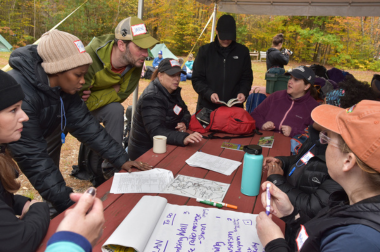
[151,69,159,81]
[0,146,20,193]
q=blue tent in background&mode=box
[0,35,12,52]
[150,43,177,60]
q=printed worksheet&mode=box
[110,169,174,194]
[163,175,230,202]
[102,196,264,252]
[186,151,241,175]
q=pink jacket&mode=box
[250,90,319,137]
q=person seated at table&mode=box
[256,100,380,252]
[44,187,104,252]
[128,58,203,160]
[262,75,380,250]
[152,50,163,68]
[0,70,50,252]
[7,30,151,217]
[250,66,319,137]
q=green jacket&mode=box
[83,34,142,111]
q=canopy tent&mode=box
[196,0,380,17]
[0,35,12,52]
[150,43,178,60]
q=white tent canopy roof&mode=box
[196,0,380,17]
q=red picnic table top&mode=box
[36,131,291,252]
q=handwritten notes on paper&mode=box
[186,151,241,176]
[110,169,174,194]
[102,196,264,252]
[163,175,230,202]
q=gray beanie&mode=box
[37,30,93,74]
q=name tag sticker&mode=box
[296,225,309,251]
[170,60,180,67]
[131,24,147,36]
[73,40,86,53]
[300,151,314,164]
[173,105,182,115]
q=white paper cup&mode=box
[153,135,167,154]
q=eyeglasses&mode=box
[319,131,340,148]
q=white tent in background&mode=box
[196,0,380,17]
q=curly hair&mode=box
[337,75,380,108]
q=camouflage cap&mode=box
[115,17,158,49]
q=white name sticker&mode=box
[300,151,314,164]
[73,40,86,53]
[173,104,182,115]
[170,60,180,67]
[131,24,147,36]
[296,225,309,251]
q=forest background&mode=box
[1,0,380,71]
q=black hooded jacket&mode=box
[192,37,253,111]
[266,48,289,70]
[7,45,129,213]
[128,78,191,160]
[0,169,50,252]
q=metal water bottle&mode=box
[241,145,263,196]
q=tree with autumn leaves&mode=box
[1,0,380,70]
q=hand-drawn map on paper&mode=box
[163,175,230,202]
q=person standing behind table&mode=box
[152,50,164,68]
[250,66,319,138]
[7,30,152,217]
[0,70,50,252]
[266,33,290,70]
[128,58,203,161]
[81,17,158,172]
[192,14,253,112]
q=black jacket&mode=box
[0,177,50,252]
[266,48,289,70]
[128,79,191,160]
[267,126,345,250]
[192,38,253,111]
[7,45,129,213]
[265,194,380,252]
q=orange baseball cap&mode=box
[311,100,380,172]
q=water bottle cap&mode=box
[243,145,262,155]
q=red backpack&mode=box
[189,106,256,136]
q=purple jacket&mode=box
[250,90,319,137]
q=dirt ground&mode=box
[10,59,377,200]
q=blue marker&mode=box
[288,167,296,176]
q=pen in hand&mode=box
[266,184,271,216]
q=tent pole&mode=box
[131,0,145,129]
[210,2,217,42]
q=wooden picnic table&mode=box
[36,131,291,252]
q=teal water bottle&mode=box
[241,145,263,196]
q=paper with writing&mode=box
[163,175,229,202]
[110,169,174,194]
[102,196,264,252]
[186,151,241,176]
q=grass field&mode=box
[0,51,377,200]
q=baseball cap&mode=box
[285,66,315,85]
[216,15,236,41]
[158,50,163,55]
[311,100,380,172]
[115,17,159,49]
[158,58,186,75]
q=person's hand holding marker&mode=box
[260,181,294,218]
